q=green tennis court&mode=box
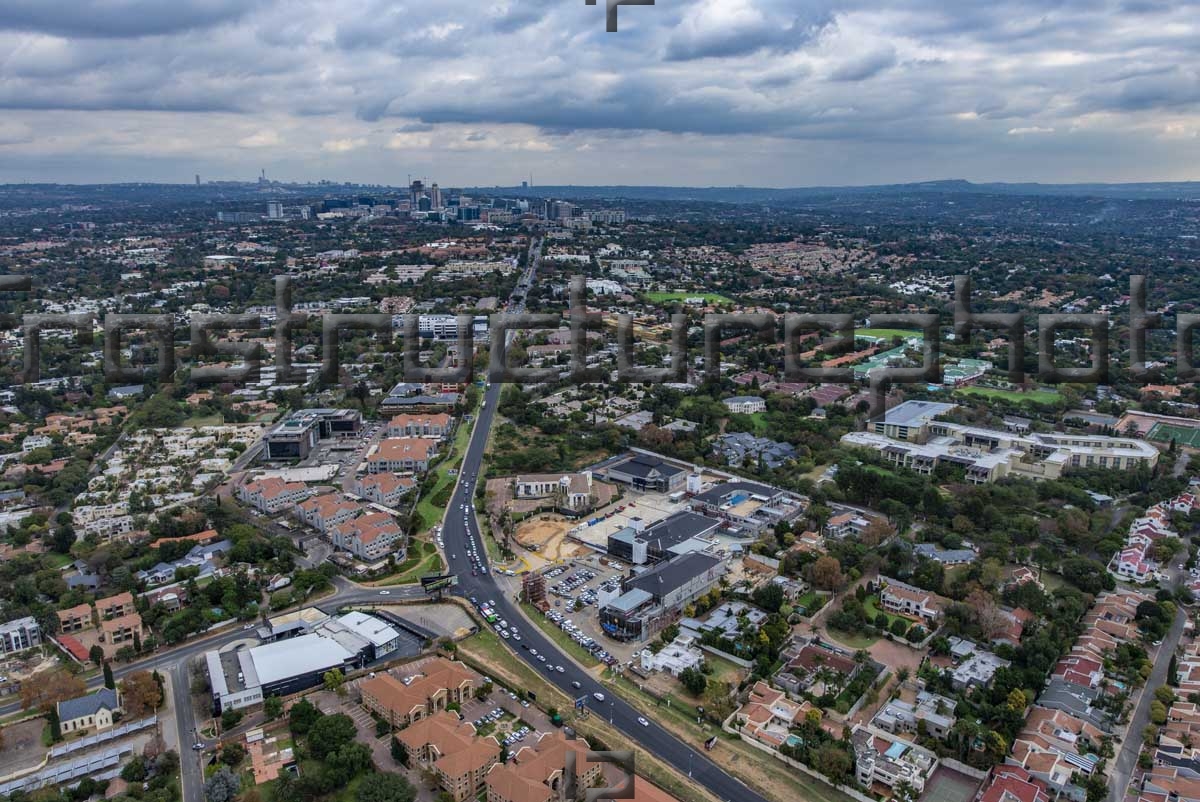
[1148,422,1200,448]
[919,767,981,802]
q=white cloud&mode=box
[321,137,368,153]
[236,130,282,148]
[1007,126,1056,135]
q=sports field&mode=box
[855,328,922,341]
[644,291,735,305]
[919,766,982,802]
[955,385,1061,405]
[1148,422,1200,448]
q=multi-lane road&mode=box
[428,244,770,802]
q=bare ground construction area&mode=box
[514,516,589,567]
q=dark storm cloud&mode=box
[0,0,1197,184]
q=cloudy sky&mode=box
[0,0,1197,186]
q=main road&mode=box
[434,245,769,802]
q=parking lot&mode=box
[296,420,386,479]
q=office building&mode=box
[599,552,727,641]
[0,616,41,655]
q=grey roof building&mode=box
[57,688,120,724]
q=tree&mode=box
[751,583,785,613]
[815,744,852,783]
[122,671,163,718]
[47,707,61,742]
[89,645,105,665]
[1006,688,1027,712]
[807,555,844,591]
[21,669,86,713]
[103,662,115,690]
[391,736,409,767]
[967,588,1009,641]
[220,742,246,767]
[679,667,708,696]
[326,741,373,783]
[308,713,357,760]
[204,767,241,802]
[323,668,347,696]
[860,519,895,547]
[356,772,416,802]
[264,696,284,721]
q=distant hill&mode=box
[465,179,1200,203]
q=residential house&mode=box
[879,578,943,625]
[723,396,766,414]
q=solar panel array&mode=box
[0,744,135,795]
[49,715,157,759]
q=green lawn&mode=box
[644,291,735,305]
[794,591,827,617]
[182,414,224,427]
[955,385,1061,405]
[824,628,878,649]
[379,540,442,585]
[518,602,600,667]
[854,328,922,341]
[43,552,74,569]
[863,595,905,629]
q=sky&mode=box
[0,0,1197,186]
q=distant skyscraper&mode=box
[409,179,424,207]
[430,183,441,209]
[266,201,283,219]
[195,174,201,186]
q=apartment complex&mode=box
[845,400,1159,483]
[395,710,499,801]
[0,616,41,655]
[485,731,602,802]
[367,438,439,473]
[237,477,312,513]
[360,658,476,728]
[387,413,452,439]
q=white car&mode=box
[593,692,605,702]
[378,590,390,595]
[637,717,649,727]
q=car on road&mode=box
[243,623,254,630]
[572,681,581,689]
[192,743,204,750]
[593,692,605,702]
[378,590,390,595]
[637,717,649,727]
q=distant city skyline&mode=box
[0,1,1196,186]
